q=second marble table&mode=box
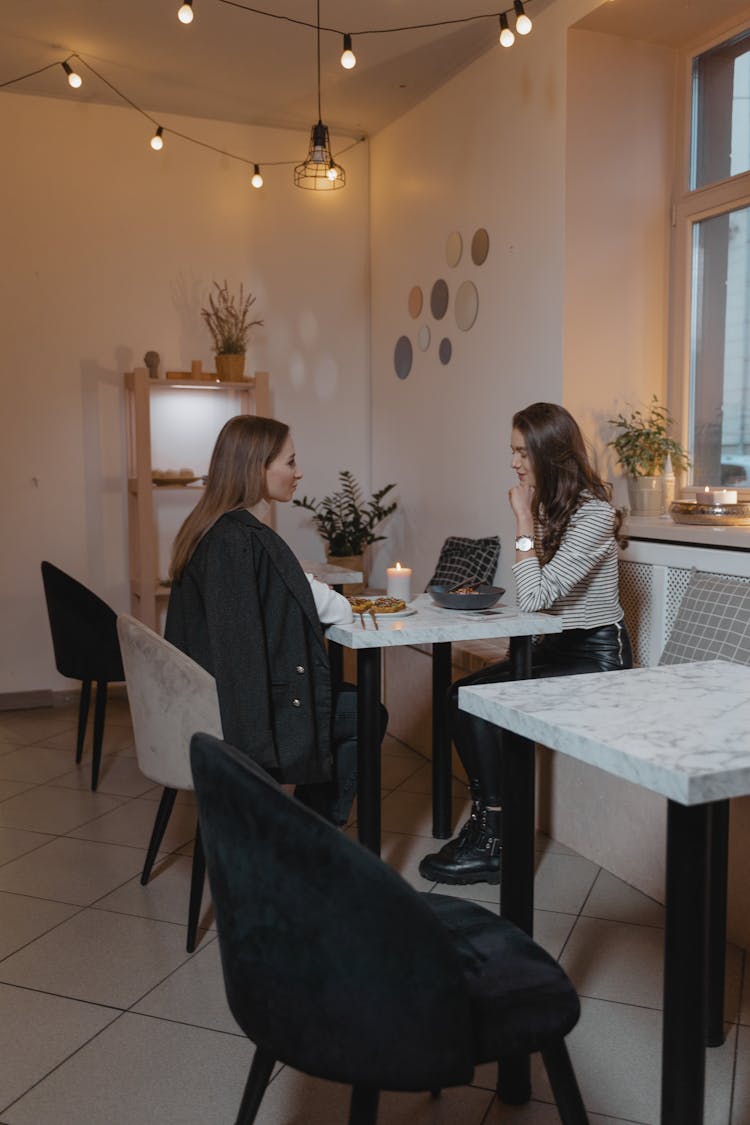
[459,659,750,1125]
[326,592,562,854]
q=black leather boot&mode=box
[418,806,502,885]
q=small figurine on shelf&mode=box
[144,350,160,379]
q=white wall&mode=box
[368,0,598,599]
[0,91,371,694]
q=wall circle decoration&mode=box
[408,285,423,319]
[417,324,431,351]
[430,279,449,320]
[455,280,479,332]
[438,338,452,365]
[445,231,462,268]
[471,227,490,266]
[394,336,413,379]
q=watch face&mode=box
[515,536,534,552]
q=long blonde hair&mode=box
[169,415,289,580]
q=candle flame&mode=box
[395,562,402,570]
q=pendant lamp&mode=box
[294,0,345,190]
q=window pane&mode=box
[690,205,750,485]
[692,31,750,189]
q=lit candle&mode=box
[386,562,412,602]
[698,487,738,506]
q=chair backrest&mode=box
[426,535,501,591]
[117,614,222,791]
[659,569,750,667]
[41,560,124,683]
[190,732,475,1092]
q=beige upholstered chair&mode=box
[116,614,222,952]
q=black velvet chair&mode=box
[190,731,590,1125]
[41,561,125,791]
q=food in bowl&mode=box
[428,584,505,611]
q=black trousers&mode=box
[450,620,634,806]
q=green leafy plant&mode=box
[293,470,397,556]
[608,396,691,478]
[201,280,263,355]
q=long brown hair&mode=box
[169,415,289,580]
[513,402,626,563]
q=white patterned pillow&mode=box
[659,570,750,666]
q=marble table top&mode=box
[299,559,363,585]
[459,660,750,805]
[326,592,563,650]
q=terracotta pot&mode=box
[627,475,663,516]
[327,553,365,595]
[215,353,246,381]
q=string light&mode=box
[177,1,194,24]
[251,163,264,188]
[498,13,514,47]
[61,61,82,88]
[150,126,164,151]
[340,34,356,70]
[514,0,532,35]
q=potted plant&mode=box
[293,470,397,587]
[201,280,263,381]
[608,395,691,515]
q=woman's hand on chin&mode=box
[509,482,534,522]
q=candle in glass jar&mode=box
[698,487,738,505]
[386,562,412,602]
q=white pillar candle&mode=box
[386,562,412,602]
[698,487,738,505]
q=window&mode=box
[680,28,750,486]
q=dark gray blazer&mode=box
[165,509,333,785]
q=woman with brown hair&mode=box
[419,402,633,885]
[165,414,377,823]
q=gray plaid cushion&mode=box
[659,570,750,666]
[427,536,500,591]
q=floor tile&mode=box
[0,785,124,834]
[0,825,53,865]
[52,754,155,797]
[0,780,35,802]
[531,909,577,961]
[380,788,470,839]
[67,797,196,851]
[0,746,78,784]
[381,753,428,791]
[582,868,665,928]
[396,761,470,798]
[0,714,76,745]
[0,891,79,959]
[94,853,214,931]
[731,1024,750,1122]
[0,836,146,905]
[0,908,193,1007]
[532,850,600,914]
[2,1012,253,1125]
[133,937,239,1033]
[35,724,135,756]
[0,982,118,1114]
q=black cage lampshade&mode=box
[294,120,346,190]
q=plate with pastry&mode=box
[346,595,417,620]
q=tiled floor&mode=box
[0,700,748,1124]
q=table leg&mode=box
[661,800,710,1125]
[706,800,729,1048]
[328,640,343,688]
[356,648,382,854]
[432,641,453,839]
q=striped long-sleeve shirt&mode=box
[512,495,623,629]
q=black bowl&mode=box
[428,584,505,610]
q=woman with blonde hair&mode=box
[166,414,377,821]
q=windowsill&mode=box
[624,514,750,550]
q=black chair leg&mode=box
[496,1052,531,1105]
[349,1084,379,1125]
[186,820,205,953]
[141,788,178,885]
[90,680,108,791]
[235,1047,276,1125]
[541,1041,589,1125]
[76,681,91,764]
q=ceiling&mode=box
[1,0,748,145]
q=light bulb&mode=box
[514,0,532,35]
[251,164,263,189]
[178,1,194,24]
[326,163,339,181]
[150,127,164,151]
[499,13,515,47]
[62,61,82,88]
[340,34,356,70]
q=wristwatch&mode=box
[515,535,534,552]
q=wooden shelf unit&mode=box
[124,367,270,629]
